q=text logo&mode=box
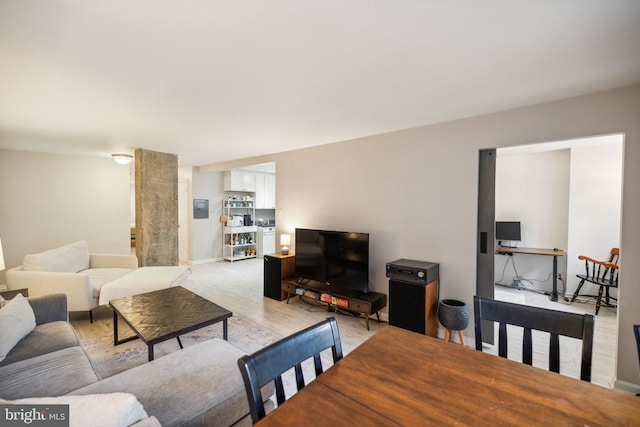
[1,404,69,426]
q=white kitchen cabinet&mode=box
[264,173,276,209]
[224,170,256,192]
[255,172,276,209]
[255,173,265,208]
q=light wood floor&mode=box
[72,258,385,356]
[72,258,617,387]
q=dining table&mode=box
[256,325,639,426]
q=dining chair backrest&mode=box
[237,317,343,423]
[474,296,595,381]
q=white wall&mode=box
[178,166,193,264]
[496,150,571,249]
[566,141,623,295]
[0,149,131,282]
[495,149,570,291]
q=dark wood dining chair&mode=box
[570,247,620,314]
[473,296,595,382]
[237,317,343,423]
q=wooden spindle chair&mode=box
[570,248,619,314]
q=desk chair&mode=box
[571,248,620,315]
[237,317,343,424]
[474,296,594,382]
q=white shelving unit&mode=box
[222,198,257,262]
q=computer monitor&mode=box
[495,221,521,244]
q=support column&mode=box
[135,149,178,266]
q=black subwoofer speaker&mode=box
[263,254,295,301]
[389,279,427,334]
[389,279,439,337]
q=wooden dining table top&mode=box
[256,325,639,426]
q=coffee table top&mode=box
[109,286,232,345]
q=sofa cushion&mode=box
[0,294,36,362]
[70,339,252,427]
[23,240,90,273]
[1,393,150,427]
[0,321,80,367]
[78,268,135,298]
[0,346,99,399]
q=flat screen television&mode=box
[294,228,370,293]
[495,221,521,244]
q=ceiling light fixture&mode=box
[112,153,133,165]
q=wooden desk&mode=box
[257,326,639,426]
[496,246,565,301]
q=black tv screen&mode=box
[496,221,521,242]
[294,228,369,293]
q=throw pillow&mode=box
[0,293,36,362]
[23,240,90,273]
[0,393,149,427]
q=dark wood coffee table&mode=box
[109,286,232,361]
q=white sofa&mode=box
[6,241,138,321]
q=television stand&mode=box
[281,277,387,330]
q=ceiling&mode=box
[1,1,639,167]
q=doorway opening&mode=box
[477,133,624,386]
[177,161,276,266]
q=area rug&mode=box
[81,315,283,379]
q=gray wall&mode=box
[177,167,226,264]
[190,170,225,262]
[242,84,639,389]
[0,149,131,281]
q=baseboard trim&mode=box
[613,379,640,395]
[190,258,218,265]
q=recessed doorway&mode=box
[477,133,624,387]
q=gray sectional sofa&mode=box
[0,293,267,426]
